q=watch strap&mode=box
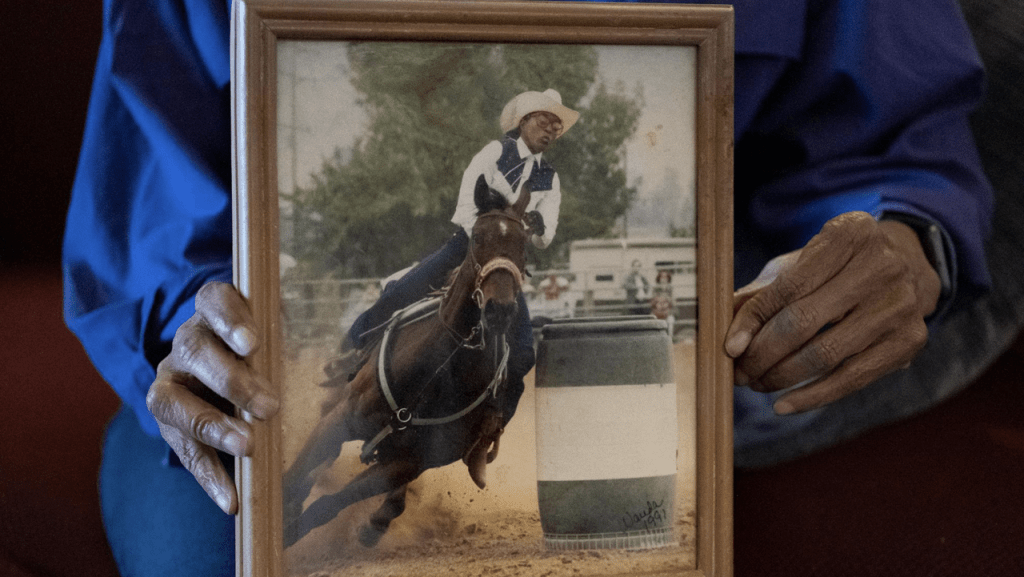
[879,211,954,320]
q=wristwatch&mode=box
[879,211,954,316]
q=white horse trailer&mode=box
[567,237,696,322]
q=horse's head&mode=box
[465,175,530,336]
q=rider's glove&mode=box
[525,210,546,238]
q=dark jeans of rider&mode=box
[348,230,533,424]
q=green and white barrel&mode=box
[534,316,677,550]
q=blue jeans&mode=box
[349,231,471,345]
[100,407,234,577]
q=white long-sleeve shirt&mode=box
[451,136,561,249]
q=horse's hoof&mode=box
[358,523,386,548]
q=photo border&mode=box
[231,1,734,575]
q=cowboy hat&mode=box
[499,89,580,137]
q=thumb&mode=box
[733,251,800,312]
[727,251,801,357]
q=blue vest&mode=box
[497,133,556,193]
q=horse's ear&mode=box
[512,182,531,217]
[474,174,508,213]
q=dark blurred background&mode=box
[1,5,118,576]
[1,1,101,269]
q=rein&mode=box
[361,212,526,464]
[360,314,511,463]
[444,210,527,343]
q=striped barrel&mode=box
[534,316,677,550]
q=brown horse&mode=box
[282,178,531,548]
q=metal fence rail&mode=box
[280,268,697,348]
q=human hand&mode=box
[524,210,546,237]
[145,281,278,514]
[726,212,941,415]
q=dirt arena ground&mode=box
[279,339,697,577]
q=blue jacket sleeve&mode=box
[63,0,233,437]
[734,0,993,294]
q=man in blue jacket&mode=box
[63,0,995,574]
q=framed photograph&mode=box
[232,1,734,576]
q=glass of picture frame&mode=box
[231,1,733,575]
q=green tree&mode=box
[541,80,643,268]
[292,42,641,277]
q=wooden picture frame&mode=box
[232,1,733,576]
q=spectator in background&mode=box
[533,273,574,323]
[653,269,673,300]
[650,268,675,328]
[622,259,651,314]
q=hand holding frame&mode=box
[726,211,942,415]
[146,281,279,514]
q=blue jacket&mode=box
[64,0,993,436]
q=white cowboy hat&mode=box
[499,89,580,137]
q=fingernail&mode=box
[249,391,279,419]
[213,486,235,514]
[223,431,248,456]
[774,400,795,415]
[725,331,751,358]
[231,326,258,355]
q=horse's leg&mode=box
[281,392,357,523]
[283,459,420,548]
[358,483,409,548]
[282,361,383,517]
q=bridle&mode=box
[471,257,524,308]
[443,211,527,345]
[361,210,527,464]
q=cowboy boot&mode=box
[463,408,504,489]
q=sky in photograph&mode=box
[277,42,696,238]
